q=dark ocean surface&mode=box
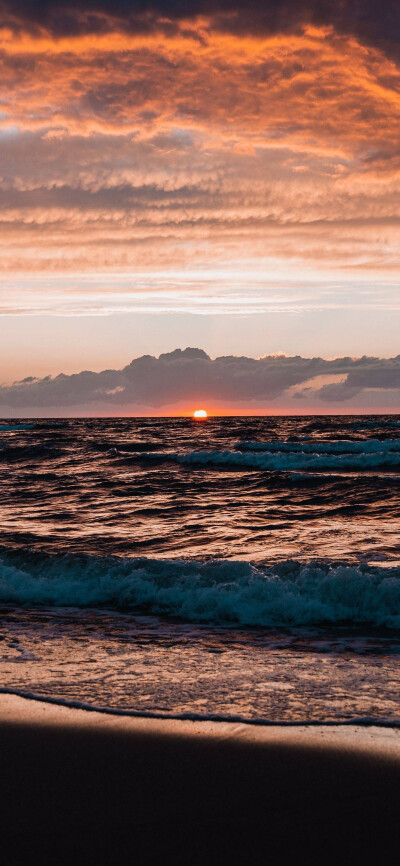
[1,415,400,723]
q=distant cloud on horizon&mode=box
[1,348,399,416]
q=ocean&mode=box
[1,415,400,724]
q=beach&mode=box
[1,694,400,865]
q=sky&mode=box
[0,0,399,414]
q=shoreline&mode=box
[1,694,400,864]
[2,686,400,728]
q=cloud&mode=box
[0,20,400,278]
[317,356,400,400]
[0,0,399,295]
[1,1,400,55]
[1,347,399,413]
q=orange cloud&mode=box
[0,20,400,279]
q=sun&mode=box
[193,409,208,419]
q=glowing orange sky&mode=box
[0,5,400,412]
[1,19,400,278]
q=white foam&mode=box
[115,438,400,471]
[1,554,400,628]
[179,449,400,471]
[1,686,400,727]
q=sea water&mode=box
[1,415,400,723]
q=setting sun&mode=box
[193,409,208,419]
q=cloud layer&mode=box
[1,1,400,286]
[1,348,399,414]
[2,1,400,50]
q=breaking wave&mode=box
[236,439,400,454]
[0,423,36,432]
[115,446,400,471]
[1,551,400,628]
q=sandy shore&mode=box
[1,695,400,865]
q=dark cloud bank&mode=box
[1,349,400,414]
[1,0,399,52]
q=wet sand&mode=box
[1,694,400,865]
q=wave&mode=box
[1,551,400,628]
[0,442,62,462]
[0,423,36,432]
[236,439,400,454]
[116,447,400,471]
[349,419,400,430]
[106,442,163,454]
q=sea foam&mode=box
[1,552,400,628]
[117,447,400,471]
